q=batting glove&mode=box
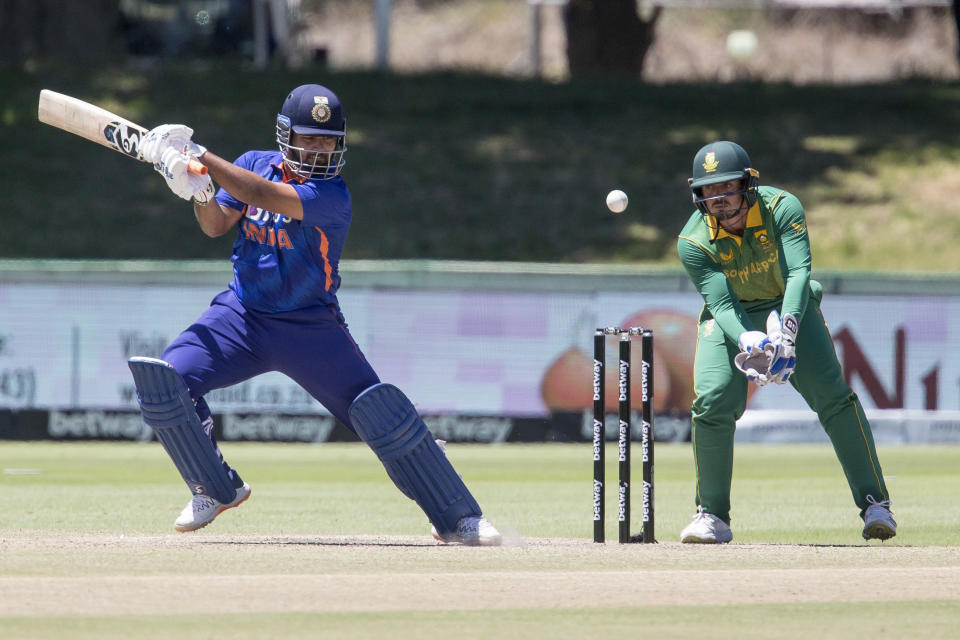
[192,179,216,205]
[766,310,798,384]
[140,124,206,164]
[155,147,213,201]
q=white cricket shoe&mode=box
[174,483,251,532]
[680,508,733,544]
[431,516,503,546]
[862,495,897,541]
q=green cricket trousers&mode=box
[689,291,890,524]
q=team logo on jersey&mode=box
[312,96,332,123]
[755,230,771,248]
[702,319,716,337]
[702,151,719,173]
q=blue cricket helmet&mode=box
[275,84,347,180]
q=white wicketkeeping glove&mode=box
[766,310,798,384]
[154,147,214,201]
[139,124,207,164]
[734,329,775,386]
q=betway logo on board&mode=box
[222,414,335,443]
[426,415,512,443]
[48,410,152,441]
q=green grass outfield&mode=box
[1,441,958,638]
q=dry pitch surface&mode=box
[2,532,956,617]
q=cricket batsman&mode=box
[126,84,501,546]
[676,140,896,543]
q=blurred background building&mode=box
[2,1,957,83]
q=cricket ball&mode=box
[606,189,628,213]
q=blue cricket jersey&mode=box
[215,150,351,313]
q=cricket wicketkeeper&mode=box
[676,140,896,544]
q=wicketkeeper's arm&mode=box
[773,192,812,322]
[678,237,755,341]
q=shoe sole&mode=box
[681,536,730,544]
[681,531,733,544]
[174,486,252,533]
[862,523,896,541]
[431,530,503,547]
[473,534,503,547]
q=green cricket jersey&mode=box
[677,186,812,342]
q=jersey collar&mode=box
[273,161,309,184]
[707,201,762,244]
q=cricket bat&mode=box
[38,89,207,175]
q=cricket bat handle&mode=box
[188,158,208,175]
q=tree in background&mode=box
[954,0,960,61]
[0,0,124,66]
[563,0,662,77]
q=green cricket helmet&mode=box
[688,140,759,219]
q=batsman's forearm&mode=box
[192,199,239,237]
[198,151,265,204]
[196,150,304,220]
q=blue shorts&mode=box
[162,290,379,429]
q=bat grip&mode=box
[187,158,208,175]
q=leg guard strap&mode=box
[349,383,481,536]
[128,357,237,504]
